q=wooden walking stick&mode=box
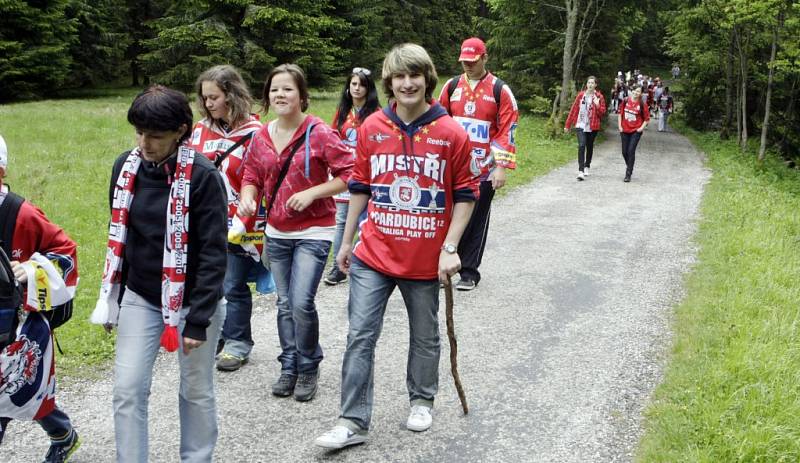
[445,274,469,415]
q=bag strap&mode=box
[0,191,24,256]
[214,132,253,168]
[265,124,317,219]
[447,75,461,100]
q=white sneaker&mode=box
[584,167,590,176]
[406,405,433,432]
[577,171,585,181]
[314,425,367,449]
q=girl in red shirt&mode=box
[324,68,381,286]
[617,83,650,182]
[240,64,353,402]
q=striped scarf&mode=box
[91,147,194,352]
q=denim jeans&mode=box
[220,252,258,359]
[621,131,643,176]
[337,256,440,432]
[330,202,349,272]
[0,407,72,445]
[576,130,598,171]
[113,288,225,463]
[268,238,330,375]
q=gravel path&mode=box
[5,121,710,462]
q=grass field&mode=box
[0,86,575,377]
[636,119,800,461]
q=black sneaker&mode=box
[624,175,631,183]
[43,429,80,463]
[323,268,348,286]
[294,368,320,402]
[271,373,297,397]
[455,278,477,291]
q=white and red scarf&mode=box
[91,147,194,352]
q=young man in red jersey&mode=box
[438,37,519,291]
[314,43,478,449]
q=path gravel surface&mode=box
[5,121,710,462]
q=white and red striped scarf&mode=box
[91,147,194,352]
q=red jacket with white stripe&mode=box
[349,102,479,280]
[438,72,519,181]
[187,116,264,258]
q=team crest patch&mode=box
[464,100,476,116]
[389,174,422,208]
[0,335,42,395]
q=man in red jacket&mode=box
[438,37,519,291]
[0,134,80,462]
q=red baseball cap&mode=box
[458,37,486,62]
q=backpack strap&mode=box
[493,77,505,108]
[0,191,24,256]
[447,75,461,100]
[214,132,253,168]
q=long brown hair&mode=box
[195,65,253,128]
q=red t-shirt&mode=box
[620,98,650,133]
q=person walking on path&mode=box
[323,67,381,286]
[618,83,650,182]
[438,37,519,291]
[314,43,478,450]
[91,85,228,462]
[188,65,275,373]
[0,134,81,463]
[564,76,606,181]
[657,87,674,132]
[239,64,353,402]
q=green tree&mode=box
[0,0,77,101]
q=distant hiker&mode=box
[0,134,81,462]
[671,65,681,79]
[657,87,674,132]
[92,85,228,462]
[239,64,353,402]
[314,43,478,450]
[188,64,274,373]
[324,67,381,286]
[618,83,650,182]
[437,36,519,291]
[564,76,607,181]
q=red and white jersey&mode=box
[438,72,519,180]
[330,109,361,203]
[350,103,479,280]
[620,98,651,133]
[187,116,264,259]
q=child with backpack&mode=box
[0,134,80,462]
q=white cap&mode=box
[0,135,7,169]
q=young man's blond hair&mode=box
[381,43,439,101]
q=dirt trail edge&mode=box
[6,122,710,462]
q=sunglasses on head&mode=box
[352,67,371,76]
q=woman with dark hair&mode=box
[188,64,274,373]
[239,64,353,402]
[564,76,606,180]
[91,85,228,462]
[323,67,381,286]
[618,83,650,182]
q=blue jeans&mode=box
[268,238,330,375]
[113,288,225,463]
[330,202,349,271]
[220,252,257,359]
[337,256,440,432]
[0,407,72,445]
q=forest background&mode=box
[2,0,799,163]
